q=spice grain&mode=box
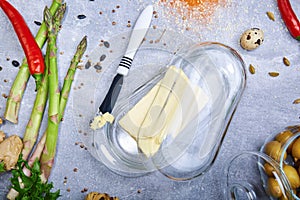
[268,72,279,77]
[283,57,290,66]
[249,64,255,74]
[266,11,275,21]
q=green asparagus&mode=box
[4,0,63,124]
[39,6,62,182]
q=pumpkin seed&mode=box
[103,41,110,48]
[249,64,255,74]
[100,54,106,62]
[283,57,290,66]
[293,99,300,104]
[85,60,92,69]
[266,11,275,21]
[268,72,279,77]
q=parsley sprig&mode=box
[10,156,60,200]
[0,161,5,173]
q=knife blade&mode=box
[90,5,153,130]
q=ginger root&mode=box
[0,135,23,171]
[0,131,5,143]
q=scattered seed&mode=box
[268,72,279,77]
[293,98,300,104]
[85,60,92,69]
[116,5,120,9]
[283,57,290,66]
[99,11,103,15]
[94,63,102,70]
[0,66,2,71]
[4,79,8,83]
[100,54,106,62]
[112,21,117,25]
[266,11,275,21]
[80,144,85,148]
[6,57,10,61]
[34,20,42,26]
[112,9,116,13]
[67,188,71,192]
[12,60,20,67]
[103,41,110,48]
[137,189,142,194]
[127,23,131,27]
[73,167,78,172]
[77,14,86,19]
[249,64,255,74]
[2,93,8,98]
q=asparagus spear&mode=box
[21,44,49,162]
[4,0,63,124]
[40,6,63,182]
[21,3,67,163]
[60,36,87,119]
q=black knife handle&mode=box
[99,74,124,114]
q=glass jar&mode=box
[225,125,300,199]
[72,36,246,181]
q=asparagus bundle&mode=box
[4,0,63,124]
[8,34,87,200]
[6,3,87,199]
[21,3,67,162]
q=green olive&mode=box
[264,141,287,161]
[279,194,288,200]
[275,130,294,153]
[264,162,275,177]
[292,137,300,160]
[283,165,300,189]
[268,177,283,198]
[276,130,293,144]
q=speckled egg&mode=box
[240,28,264,50]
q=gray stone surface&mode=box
[0,0,300,199]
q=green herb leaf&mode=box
[0,161,5,173]
[10,155,60,200]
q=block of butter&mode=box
[119,66,209,157]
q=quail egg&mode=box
[240,28,264,50]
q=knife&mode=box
[90,5,153,130]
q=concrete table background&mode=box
[0,0,300,199]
